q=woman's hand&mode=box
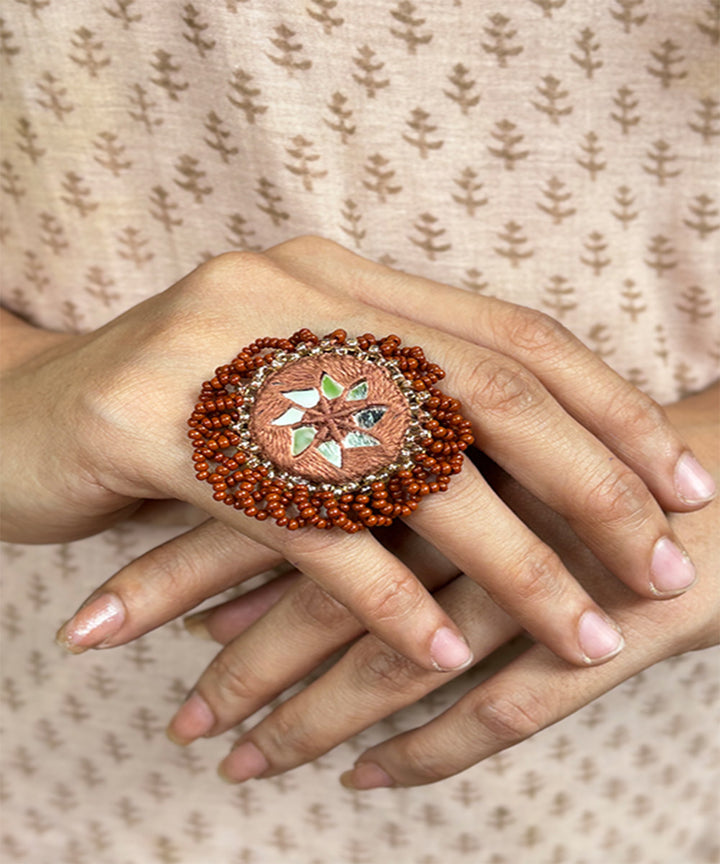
[10,238,712,678]
[168,384,719,786]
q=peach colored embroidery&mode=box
[249,353,411,484]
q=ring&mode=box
[188,329,473,532]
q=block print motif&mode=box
[0,2,718,862]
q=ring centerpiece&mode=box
[188,329,473,532]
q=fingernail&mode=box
[218,741,269,783]
[166,691,215,745]
[183,610,212,640]
[650,537,697,596]
[578,610,624,664]
[674,452,716,504]
[430,626,474,672]
[55,592,125,654]
[340,762,395,790]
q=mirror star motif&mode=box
[272,373,387,468]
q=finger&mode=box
[340,616,672,789]
[167,547,461,743]
[215,577,521,783]
[266,238,715,512]
[340,466,720,788]
[184,571,301,645]
[171,506,474,673]
[190,520,457,645]
[55,519,283,652]
[412,338,696,601]
[402,460,626,666]
[168,577,365,744]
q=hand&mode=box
[165,384,719,787]
[13,238,711,678]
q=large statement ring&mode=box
[188,329,473,532]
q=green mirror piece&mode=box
[321,372,344,400]
[346,380,368,401]
[282,388,320,408]
[343,431,381,449]
[353,406,387,429]
[292,426,316,456]
[317,439,343,467]
[273,406,306,426]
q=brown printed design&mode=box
[1,0,718,860]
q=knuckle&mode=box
[288,578,351,631]
[508,547,566,605]
[260,705,321,763]
[137,541,199,600]
[206,649,262,705]
[353,642,426,693]
[199,249,265,282]
[177,250,288,309]
[604,390,669,441]
[268,234,341,261]
[583,466,652,528]
[501,306,573,361]
[471,689,546,745]
[400,737,451,783]
[467,353,545,419]
[108,536,202,608]
[358,568,423,625]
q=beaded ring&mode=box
[188,329,474,533]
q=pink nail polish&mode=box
[167,691,215,745]
[55,593,125,654]
[218,742,269,783]
[674,452,716,504]
[430,627,474,671]
[650,537,696,596]
[340,762,395,790]
[578,611,624,664]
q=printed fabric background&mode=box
[0,1,719,862]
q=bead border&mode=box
[188,329,474,532]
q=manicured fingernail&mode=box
[183,610,212,640]
[578,611,624,664]
[218,742,269,783]
[430,627,474,672]
[55,592,125,654]
[166,691,215,745]
[650,537,696,596]
[340,762,395,790]
[674,452,716,504]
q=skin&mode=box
[1,237,716,781]
[177,383,718,788]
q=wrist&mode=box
[0,314,140,543]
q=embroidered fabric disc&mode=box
[188,330,473,532]
[248,353,411,485]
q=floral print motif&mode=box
[272,372,387,467]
